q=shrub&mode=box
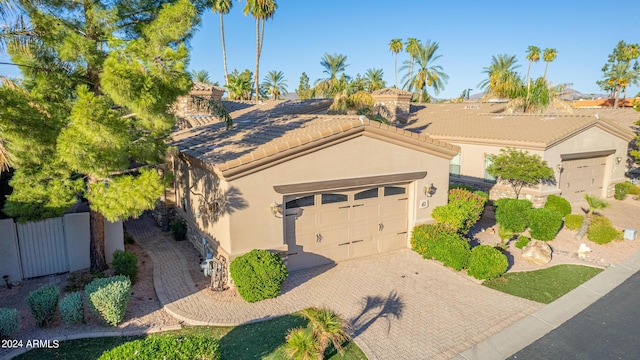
[529,208,563,241]
[588,223,620,245]
[411,224,470,271]
[544,195,571,217]
[498,226,515,241]
[614,182,630,200]
[433,188,487,234]
[450,184,474,192]
[58,292,83,324]
[64,271,104,292]
[494,198,532,233]
[628,182,640,195]
[467,245,509,280]
[98,334,220,360]
[564,214,584,231]
[515,236,530,249]
[0,308,19,337]
[591,215,613,227]
[27,284,60,326]
[170,217,187,241]
[123,231,135,244]
[85,276,131,326]
[473,190,489,201]
[230,249,288,303]
[112,250,138,284]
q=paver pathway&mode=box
[126,216,542,359]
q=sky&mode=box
[2,0,640,100]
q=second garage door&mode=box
[284,185,408,271]
[560,157,606,203]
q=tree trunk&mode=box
[394,54,398,88]
[574,214,592,240]
[613,88,619,108]
[90,208,107,272]
[254,18,260,101]
[220,13,229,86]
[543,62,548,82]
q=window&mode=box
[321,193,348,205]
[384,186,406,196]
[484,156,497,183]
[450,152,461,178]
[285,195,315,209]
[354,188,379,200]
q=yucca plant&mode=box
[300,307,351,359]
[284,327,320,360]
[575,194,610,240]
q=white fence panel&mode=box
[17,217,69,279]
[0,218,22,284]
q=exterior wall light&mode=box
[616,156,622,165]
[424,183,437,197]
[557,163,564,172]
[270,202,283,218]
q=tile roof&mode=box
[402,103,635,149]
[191,81,226,93]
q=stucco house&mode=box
[168,98,459,272]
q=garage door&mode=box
[284,185,408,271]
[560,157,606,203]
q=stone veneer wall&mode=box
[373,100,411,123]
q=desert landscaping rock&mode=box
[521,240,553,265]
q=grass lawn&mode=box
[483,264,604,304]
[15,314,367,360]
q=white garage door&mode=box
[560,157,606,203]
[284,185,408,271]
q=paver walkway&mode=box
[126,216,542,360]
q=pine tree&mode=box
[0,0,201,272]
[296,72,312,100]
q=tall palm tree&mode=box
[404,38,421,90]
[261,70,287,100]
[190,69,212,84]
[313,53,348,97]
[525,45,540,86]
[542,48,557,81]
[478,54,521,99]
[300,307,351,359]
[244,0,277,100]
[400,40,448,102]
[364,68,386,92]
[389,38,403,88]
[212,0,232,86]
[575,194,609,240]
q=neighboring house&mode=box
[168,96,459,272]
[401,102,637,204]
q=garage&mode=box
[559,156,607,203]
[284,184,409,271]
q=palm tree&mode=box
[525,45,540,85]
[364,68,386,92]
[284,328,320,360]
[300,307,351,359]
[400,40,448,102]
[261,70,287,100]
[575,194,609,240]
[389,38,403,88]
[506,77,571,113]
[212,0,232,86]
[313,53,348,97]
[478,54,521,99]
[244,0,277,100]
[190,69,212,84]
[226,69,253,100]
[542,48,557,81]
[404,38,420,89]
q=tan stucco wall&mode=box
[226,135,451,258]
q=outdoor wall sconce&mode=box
[270,202,283,218]
[195,211,202,218]
[616,156,623,165]
[557,163,564,172]
[424,183,437,197]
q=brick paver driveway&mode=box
[127,217,542,360]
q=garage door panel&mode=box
[560,156,607,202]
[351,239,378,258]
[378,233,407,252]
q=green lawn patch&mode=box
[483,265,604,304]
[15,314,366,360]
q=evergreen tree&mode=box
[0,0,202,271]
[296,72,312,100]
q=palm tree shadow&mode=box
[349,291,405,337]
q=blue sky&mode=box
[2,0,640,99]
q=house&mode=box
[168,98,459,272]
[399,102,637,204]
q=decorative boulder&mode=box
[521,240,552,265]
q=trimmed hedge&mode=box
[230,249,288,303]
[411,224,471,271]
[544,195,571,218]
[494,198,532,233]
[59,291,83,324]
[112,250,138,284]
[432,188,487,234]
[85,276,131,326]
[98,334,220,360]
[614,182,629,200]
[564,214,584,231]
[467,245,509,280]
[27,284,60,327]
[0,308,19,337]
[515,236,530,249]
[529,208,563,241]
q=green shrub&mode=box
[544,195,571,217]
[450,184,474,192]
[433,188,487,234]
[123,231,135,245]
[564,214,584,231]
[494,198,532,233]
[112,250,138,284]
[591,215,613,227]
[85,276,131,326]
[628,182,640,195]
[515,236,530,249]
[411,224,470,271]
[27,284,60,327]
[0,308,19,337]
[170,217,187,241]
[473,190,489,201]
[588,223,620,245]
[58,292,83,324]
[230,249,288,303]
[467,245,509,280]
[498,226,515,241]
[98,334,220,360]
[614,182,630,200]
[529,208,563,241]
